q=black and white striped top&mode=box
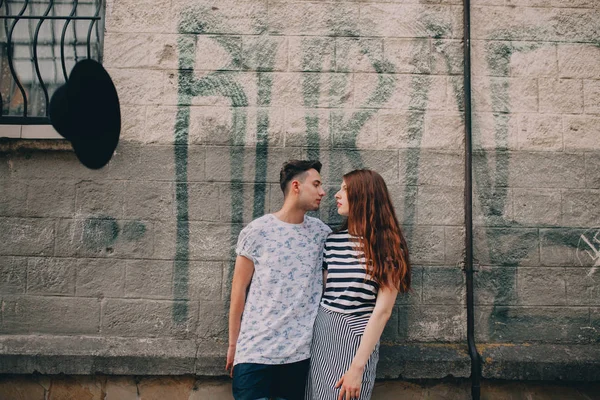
[320,230,379,315]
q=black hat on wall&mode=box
[49,59,121,169]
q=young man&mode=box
[226,160,331,400]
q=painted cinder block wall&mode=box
[0,0,599,381]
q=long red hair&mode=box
[341,169,411,292]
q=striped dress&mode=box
[306,230,380,400]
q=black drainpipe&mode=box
[463,0,481,399]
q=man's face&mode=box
[296,168,326,211]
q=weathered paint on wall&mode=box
[0,0,599,380]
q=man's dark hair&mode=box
[279,160,322,194]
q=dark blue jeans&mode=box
[232,359,310,400]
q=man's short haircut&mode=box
[279,160,322,194]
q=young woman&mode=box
[306,169,411,400]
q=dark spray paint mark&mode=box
[174,12,249,322]
[83,216,119,249]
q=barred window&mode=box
[0,0,104,136]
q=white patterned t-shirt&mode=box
[234,213,331,365]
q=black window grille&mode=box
[0,0,104,124]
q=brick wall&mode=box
[1,0,599,380]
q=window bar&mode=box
[86,0,102,59]
[60,0,78,81]
[6,0,30,117]
[32,0,54,116]
[71,0,78,62]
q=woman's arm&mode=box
[225,255,255,377]
[335,286,398,400]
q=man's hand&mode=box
[335,364,363,400]
[225,344,236,377]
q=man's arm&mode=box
[225,255,255,376]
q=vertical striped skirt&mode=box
[306,306,379,400]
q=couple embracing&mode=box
[226,160,411,400]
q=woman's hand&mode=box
[225,344,236,377]
[335,364,364,400]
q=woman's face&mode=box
[334,179,349,216]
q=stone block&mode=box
[586,153,600,189]
[477,306,590,343]
[539,228,593,267]
[472,6,600,42]
[562,190,600,227]
[539,79,583,114]
[399,305,466,342]
[0,218,54,256]
[404,225,446,265]
[330,109,378,149]
[219,183,271,224]
[505,0,599,6]
[0,256,27,294]
[204,146,301,183]
[0,376,46,400]
[370,380,426,400]
[176,0,267,35]
[423,112,464,150]
[381,306,399,342]
[445,226,465,265]
[142,106,178,145]
[55,218,154,259]
[517,267,567,306]
[75,181,125,218]
[472,112,519,151]
[75,258,125,298]
[194,35,242,71]
[416,151,464,187]
[564,116,600,151]
[197,300,228,340]
[183,262,224,301]
[384,38,430,75]
[512,188,561,226]
[0,179,27,217]
[106,0,174,33]
[106,68,166,106]
[288,36,335,72]
[285,108,331,148]
[242,36,287,72]
[27,257,76,295]
[509,152,586,189]
[396,265,422,306]
[104,33,182,70]
[336,37,384,73]
[558,44,600,79]
[360,4,463,39]
[517,114,563,152]
[102,299,198,338]
[125,260,174,299]
[378,111,424,149]
[269,72,353,109]
[137,376,195,400]
[473,77,538,113]
[153,220,235,261]
[123,181,175,220]
[510,42,558,77]
[422,266,465,305]
[566,269,600,306]
[1,296,100,334]
[354,74,447,111]
[48,376,103,400]
[268,2,359,36]
[584,80,600,114]
[432,39,463,76]
[187,183,220,222]
[6,150,103,181]
[416,186,464,225]
[105,377,138,400]
[189,378,232,400]
[472,182,512,228]
[475,266,518,306]
[474,227,539,266]
[318,149,399,184]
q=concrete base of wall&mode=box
[1,375,599,400]
[1,336,600,382]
